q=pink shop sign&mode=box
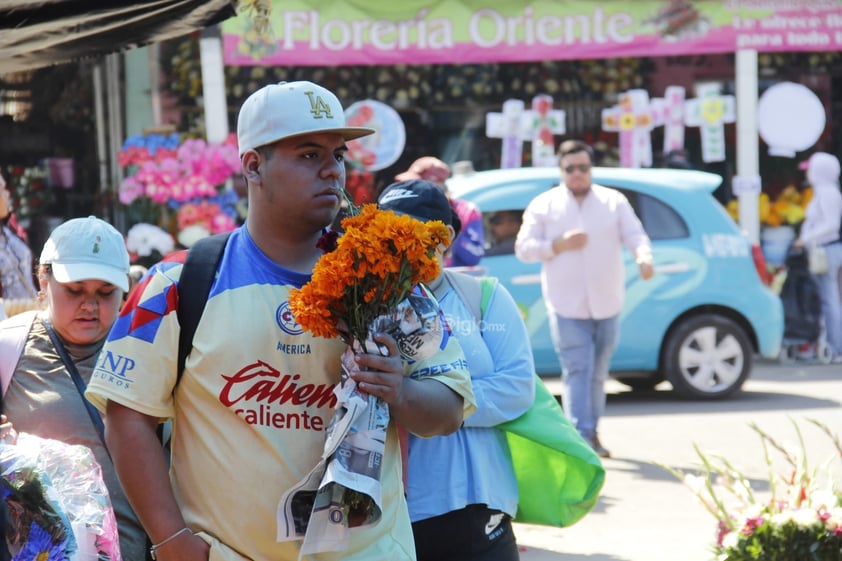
[222,2,842,67]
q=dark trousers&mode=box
[412,504,519,561]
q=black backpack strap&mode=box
[176,232,231,381]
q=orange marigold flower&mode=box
[288,204,448,347]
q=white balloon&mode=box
[757,82,825,158]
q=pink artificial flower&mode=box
[715,519,730,546]
[177,203,201,230]
[118,146,152,168]
[199,201,220,221]
[182,175,214,201]
[211,212,237,234]
[169,180,186,203]
[178,138,208,165]
[146,173,174,205]
[156,147,178,162]
[740,516,763,536]
[118,177,143,205]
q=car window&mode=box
[616,188,690,241]
[482,208,523,256]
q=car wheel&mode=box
[614,376,661,391]
[662,314,752,399]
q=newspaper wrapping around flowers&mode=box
[1,432,122,561]
[276,288,445,557]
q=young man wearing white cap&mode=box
[0,216,146,560]
[86,82,474,561]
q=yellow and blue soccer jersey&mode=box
[86,226,474,561]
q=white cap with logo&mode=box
[39,216,131,292]
[236,81,375,157]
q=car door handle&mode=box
[512,274,542,285]
[654,263,691,274]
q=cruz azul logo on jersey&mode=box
[277,301,303,335]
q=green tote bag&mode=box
[480,277,605,527]
[498,375,605,527]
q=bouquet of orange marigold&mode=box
[289,203,449,352]
[277,203,451,555]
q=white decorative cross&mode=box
[658,86,687,155]
[601,89,662,168]
[685,83,735,163]
[486,99,527,169]
[520,95,566,167]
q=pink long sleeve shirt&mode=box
[515,183,652,320]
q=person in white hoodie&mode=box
[795,152,842,361]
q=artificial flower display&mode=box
[117,131,243,242]
[2,433,122,561]
[117,132,180,168]
[662,419,842,561]
[176,197,238,237]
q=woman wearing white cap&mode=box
[0,216,146,560]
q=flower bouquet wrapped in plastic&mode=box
[277,204,450,556]
[1,433,121,561]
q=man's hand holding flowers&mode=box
[347,333,463,437]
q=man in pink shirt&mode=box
[515,139,654,458]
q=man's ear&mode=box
[242,150,262,184]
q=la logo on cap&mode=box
[305,91,333,120]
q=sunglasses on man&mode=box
[563,164,591,174]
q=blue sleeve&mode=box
[449,219,485,267]
[462,283,536,427]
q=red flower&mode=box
[316,229,339,253]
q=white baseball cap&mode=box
[39,216,130,292]
[236,81,375,156]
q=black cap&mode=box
[377,180,454,225]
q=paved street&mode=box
[514,359,842,561]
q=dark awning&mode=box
[0,0,238,73]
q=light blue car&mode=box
[447,166,784,399]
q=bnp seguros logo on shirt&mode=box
[93,350,136,389]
